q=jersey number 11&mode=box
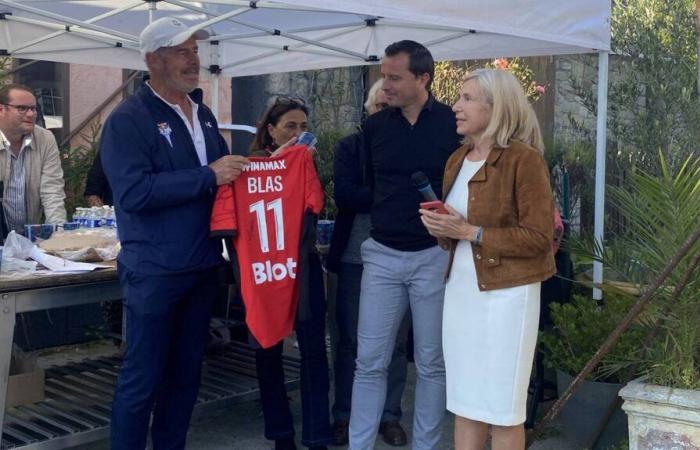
[249,198,285,253]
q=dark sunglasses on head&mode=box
[274,95,306,106]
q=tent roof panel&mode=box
[0,0,611,76]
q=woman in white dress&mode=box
[419,69,555,450]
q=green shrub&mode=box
[59,122,101,217]
[539,293,646,383]
[567,154,700,389]
[313,129,351,219]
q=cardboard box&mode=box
[7,349,45,408]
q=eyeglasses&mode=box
[273,95,306,106]
[2,104,38,114]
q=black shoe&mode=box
[331,419,349,446]
[379,421,408,446]
[275,437,297,450]
[309,446,328,450]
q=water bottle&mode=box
[72,208,83,225]
[74,208,86,227]
[104,205,116,228]
[111,206,118,230]
[85,207,100,228]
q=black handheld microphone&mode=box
[411,172,438,202]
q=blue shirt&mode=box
[1,132,33,234]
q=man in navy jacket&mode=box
[101,17,248,450]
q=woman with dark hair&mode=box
[247,96,333,450]
[249,96,309,156]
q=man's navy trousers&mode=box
[110,263,218,450]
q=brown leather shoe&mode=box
[331,419,349,446]
[379,420,407,446]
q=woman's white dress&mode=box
[442,159,540,426]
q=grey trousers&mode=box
[349,238,447,450]
[332,262,410,423]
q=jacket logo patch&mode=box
[205,121,213,128]
[157,122,173,147]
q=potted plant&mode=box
[604,156,700,450]
[568,154,700,449]
[539,292,645,449]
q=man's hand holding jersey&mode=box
[209,155,250,185]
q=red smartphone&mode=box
[420,200,449,214]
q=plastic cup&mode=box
[24,224,56,242]
[316,220,334,246]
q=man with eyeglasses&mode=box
[0,83,66,237]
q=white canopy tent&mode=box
[0,1,609,74]
[0,0,611,298]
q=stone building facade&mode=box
[230,66,366,154]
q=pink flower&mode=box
[493,58,509,70]
[535,85,545,94]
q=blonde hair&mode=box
[363,79,384,113]
[463,68,544,153]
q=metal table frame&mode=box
[1,271,301,449]
[0,276,123,438]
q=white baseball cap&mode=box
[140,17,210,56]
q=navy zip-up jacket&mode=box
[101,83,229,275]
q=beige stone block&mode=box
[620,381,700,450]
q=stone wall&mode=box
[553,53,636,146]
[267,66,366,132]
[230,55,620,152]
[231,66,366,154]
[553,54,599,143]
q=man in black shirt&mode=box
[348,41,461,449]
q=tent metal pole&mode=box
[217,24,368,72]
[211,74,220,119]
[8,0,142,54]
[166,0,367,60]
[3,15,138,48]
[593,51,609,300]
[210,41,221,119]
[148,0,156,23]
[0,0,135,40]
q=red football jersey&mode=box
[211,146,324,348]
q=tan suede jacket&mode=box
[439,141,556,291]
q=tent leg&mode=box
[148,1,156,23]
[211,74,219,120]
[210,40,221,121]
[593,51,609,300]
